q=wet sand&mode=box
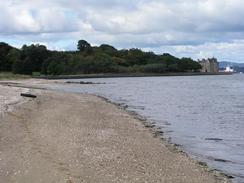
[0,83,229,183]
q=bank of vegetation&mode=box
[0,72,30,80]
[0,40,202,76]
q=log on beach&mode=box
[20,93,37,98]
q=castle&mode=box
[199,58,219,73]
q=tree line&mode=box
[0,40,202,75]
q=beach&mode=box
[0,85,29,116]
[0,81,229,183]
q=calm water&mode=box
[50,74,244,182]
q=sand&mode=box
[0,85,29,116]
[0,82,229,183]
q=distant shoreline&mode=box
[37,72,233,80]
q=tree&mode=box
[41,52,69,75]
[47,61,65,75]
[0,42,13,71]
[118,48,147,66]
[77,40,92,53]
[7,49,21,71]
[142,63,167,73]
[1,40,204,75]
[99,44,117,56]
[12,57,32,74]
[179,58,202,72]
[21,44,49,73]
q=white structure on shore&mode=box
[224,66,234,72]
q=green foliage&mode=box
[179,57,202,72]
[7,49,21,69]
[21,44,49,72]
[122,48,148,66]
[68,53,117,74]
[141,63,167,73]
[32,72,41,77]
[77,40,92,54]
[0,72,30,80]
[41,52,69,75]
[99,44,117,56]
[0,42,14,71]
[0,40,202,75]
[12,60,23,74]
[47,61,65,75]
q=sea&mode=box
[49,74,244,182]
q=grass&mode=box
[0,72,30,80]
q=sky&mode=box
[1,0,244,62]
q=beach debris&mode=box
[226,174,234,179]
[214,158,231,163]
[66,81,105,84]
[205,138,223,142]
[198,161,208,167]
[20,93,37,98]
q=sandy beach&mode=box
[0,85,29,116]
[0,81,229,183]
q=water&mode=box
[50,74,244,182]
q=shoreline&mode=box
[95,94,233,181]
[0,81,231,182]
[36,72,233,80]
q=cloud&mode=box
[150,40,244,62]
[0,0,244,62]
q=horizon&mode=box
[1,1,244,63]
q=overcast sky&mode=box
[1,0,244,62]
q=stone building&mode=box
[199,58,219,73]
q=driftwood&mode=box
[205,138,223,141]
[20,93,37,98]
[66,81,105,85]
